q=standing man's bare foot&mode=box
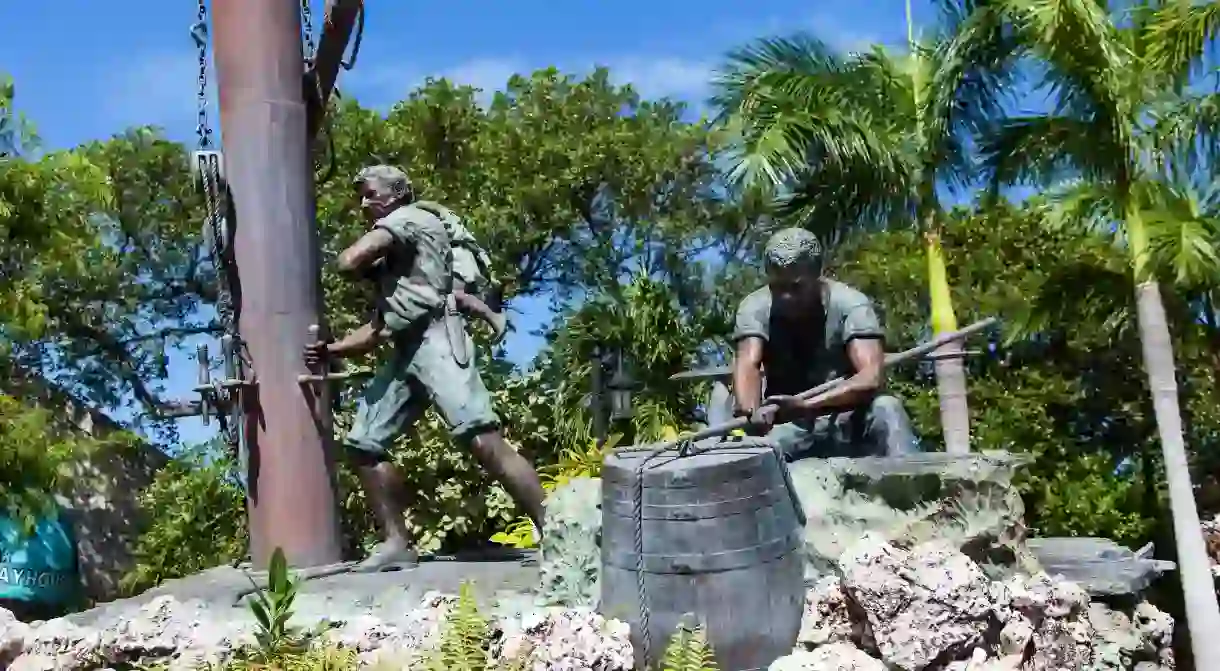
[353,539,419,573]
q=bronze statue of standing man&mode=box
[304,165,545,571]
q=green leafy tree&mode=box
[0,394,84,527]
[833,200,1220,546]
[536,274,717,445]
[0,75,37,158]
[120,445,247,595]
[2,127,214,444]
[711,0,1019,454]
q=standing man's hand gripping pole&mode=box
[302,228,397,367]
[303,321,385,367]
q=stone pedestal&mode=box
[537,452,1039,608]
[787,451,1036,581]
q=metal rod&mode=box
[298,370,374,383]
[191,380,254,393]
[222,334,237,379]
[196,344,211,425]
[306,0,363,142]
[212,0,342,567]
[617,317,998,453]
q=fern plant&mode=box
[660,621,719,671]
[490,433,622,549]
[423,581,490,671]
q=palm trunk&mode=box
[1128,206,1220,665]
[925,229,970,454]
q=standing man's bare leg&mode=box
[470,430,546,529]
[349,451,416,565]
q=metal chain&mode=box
[200,157,234,337]
[188,0,240,449]
[300,0,316,62]
[191,0,212,150]
[200,154,238,450]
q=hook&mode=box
[189,21,208,49]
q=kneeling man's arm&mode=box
[801,337,883,413]
[732,336,766,416]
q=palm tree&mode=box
[979,0,1220,661]
[710,0,1018,454]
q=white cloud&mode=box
[101,51,206,137]
[101,48,714,131]
[603,57,712,101]
[805,12,891,53]
[344,53,712,111]
[439,58,529,97]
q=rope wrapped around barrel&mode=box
[621,316,997,665]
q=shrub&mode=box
[120,445,247,595]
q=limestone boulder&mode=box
[537,476,602,608]
[785,536,1177,671]
[788,452,1035,582]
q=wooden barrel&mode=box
[600,437,805,671]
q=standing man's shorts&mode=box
[344,316,499,454]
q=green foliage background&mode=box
[4,44,1220,593]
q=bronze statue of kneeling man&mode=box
[731,227,920,459]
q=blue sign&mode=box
[0,509,80,606]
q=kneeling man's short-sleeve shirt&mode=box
[732,279,884,396]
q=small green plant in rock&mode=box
[423,581,490,671]
[660,621,718,671]
[240,547,308,663]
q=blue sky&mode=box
[2,0,931,445]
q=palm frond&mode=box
[1145,0,1220,84]
[928,0,1025,185]
[778,157,914,247]
[1009,240,1137,345]
[978,116,1121,191]
[1148,92,1220,172]
[1039,179,1122,235]
[712,35,913,191]
[709,34,844,121]
[1137,179,1220,288]
[1005,0,1131,117]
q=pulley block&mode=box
[190,150,226,191]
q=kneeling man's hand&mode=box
[736,404,777,436]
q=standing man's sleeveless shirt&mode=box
[371,203,454,332]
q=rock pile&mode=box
[770,535,1176,671]
[0,537,1181,671]
[0,592,633,670]
[788,453,1036,582]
